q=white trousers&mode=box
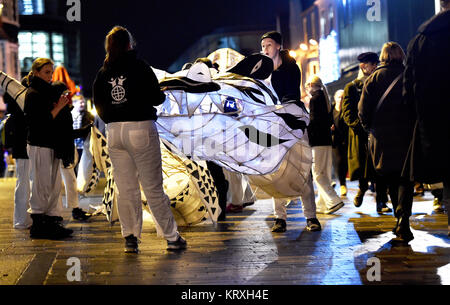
[60,167,79,209]
[28,145,62,216]
[312,145,342,210]
[13,158,32,228]
[106,120,178,241]
[272,173,317,220]
[223,170,256,206]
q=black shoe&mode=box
[243,202,255,208]
[306,218,322,232]
[353,190,366,207]
[72,208,92,221]
[124,235,139,253]
[167,235,187,251]
[271,219,286,233]
[30,215,73,240]
[393,217,414,243]
[376,202,392,214]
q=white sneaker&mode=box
[325,202,345,215]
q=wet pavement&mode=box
[0,177,448,285]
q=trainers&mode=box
[306,218,322,231]
[124,235,139,253]
[72,208,92,221]
[167,235,187,251]
[243,202,254,208]
[340,185,347,197]
[325,202,345,215]
[226,203,243,213]
[271,219,286,233]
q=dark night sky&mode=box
[79,0,293,95]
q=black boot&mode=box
[393,216,414,243]
[353,189,366,207]
[44,215,73,240]
[30,214,48,239]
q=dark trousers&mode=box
[332,145,348,186]
[206,161,229,220]
[375,173,414,218]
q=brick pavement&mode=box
[0,177,448,285]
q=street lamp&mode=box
[300,43,308,51]
[309,39,318,46]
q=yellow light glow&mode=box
[300,43,308,51]
[289,50,297,58]
[309,39,318,46]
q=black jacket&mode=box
[307,89,332,147]
[93,50,165,124]
[24,76,63,149]
[331,106,348,149]
[403,9,450,183]
[358,63,414,176]
[271,50,301,103]
[4,92,28,159]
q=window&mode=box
[18,0,44,15]
[18,31,65,72]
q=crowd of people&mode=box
[0,1,448,253]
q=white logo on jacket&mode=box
[109,76,127,104]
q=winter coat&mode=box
[24,76,64,149]
[341,78,372,181]
[271,50,302,103]
[93,50,165,124]
[307,89,332,147]
[331,106,348,149]
[403,10,450,183]
[3,92,28,159]
[358,62,414,176]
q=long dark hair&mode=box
[103,26,135,67]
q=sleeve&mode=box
[341,82,365,135]
[358,78,376,132]
[92,70,107,123]
[403,35,419,108]
[281,64,301,103]
[142,63,166,106]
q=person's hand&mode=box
[51,94,70,118]
[331,124,335,131]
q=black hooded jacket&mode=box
[93,50,165,123]
[271,50,301,103]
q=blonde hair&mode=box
[379,42,405,65]
[305,75,331,112]
[24,57,54,86]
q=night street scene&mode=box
[0,0,449,298]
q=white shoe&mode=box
[324,202,345,215]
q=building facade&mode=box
[0,0,20,111]
[17,0,81,83]
[290,0,436,96]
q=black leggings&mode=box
[375,173,414,218]
[332,145,348,186]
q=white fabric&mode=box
[106,120,178,241]
[272,173,317,220]
[312,146,342,210]
[60,166,79,209]
[13,158,32,228]
[223,169,256,206]
[27,145,62,216]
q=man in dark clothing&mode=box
[403,0,450,236]
[342,52,391,213]
[260,31,321,233]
